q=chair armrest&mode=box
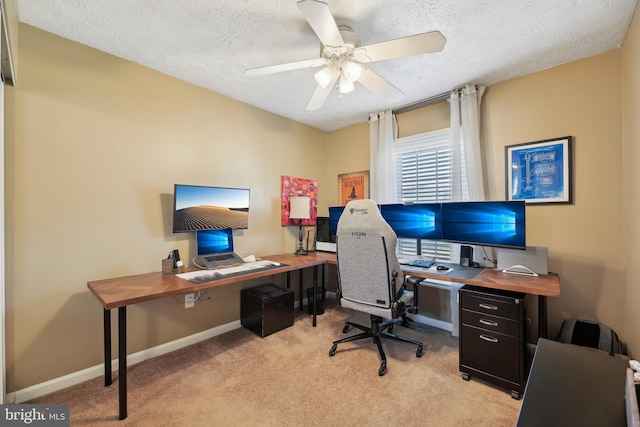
[403,276,423,314]
[405,276,423,287]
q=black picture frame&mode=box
[505,136,573,204]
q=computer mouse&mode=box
[436,265,449,271]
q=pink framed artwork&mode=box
[281,176,318,226]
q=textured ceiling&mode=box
[15,0,638,131]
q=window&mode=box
[393,128,468,261]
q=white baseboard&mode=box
[9,320,243,404]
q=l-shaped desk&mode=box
[88,251,560,420]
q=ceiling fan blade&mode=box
[354,31,446,63]
[357,67,404,103]
[297,0,344,48]
[306,73,339,110]
[245,58,328,76]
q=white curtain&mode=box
[369,110,397,204]
[449,84,486,201]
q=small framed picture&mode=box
[338,170,369,206]
[505,136,572,204]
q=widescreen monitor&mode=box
[380,203,442,240]
[196,228,234,256]
[441,201,526,249]
[172,184,250,233]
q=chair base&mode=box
[329,315,423,376]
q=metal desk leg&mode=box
[285,271,291,289]
[312,265,318,327]
[118,306,127,420]
[538,295,548,339]
[103,309,112,387]
[299,269,304,311]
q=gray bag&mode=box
[556,319,624,355]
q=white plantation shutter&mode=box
[393,128,468,261]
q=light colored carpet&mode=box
[29,300,521,426]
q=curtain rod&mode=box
[392,85,479,115]
[392,91,450,115]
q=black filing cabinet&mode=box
[459,285,526,399]
[241,284,294,337]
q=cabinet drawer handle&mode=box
[479,303,498,310]
[479,334,499,343]
[479,319,498,327]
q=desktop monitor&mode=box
[172,184,250,233]
[328,206,345,241]
[196,228,234,256]
[380,203,442,240]
[441,201,526,249]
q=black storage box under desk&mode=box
[241,284,294,337]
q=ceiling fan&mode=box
[244,0,446,111]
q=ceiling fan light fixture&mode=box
[314,66,338,89]
[338,75,355,94]
[342,60,362,82]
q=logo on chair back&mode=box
[351,231,366,237]
[349,208,368,215]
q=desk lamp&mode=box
[289,196,311,255]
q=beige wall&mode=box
[622,7,640,359]
[5,25,327,391]
[5,7,640,394]
[484,50,625,344]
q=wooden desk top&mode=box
[307,251,560,297]
[88,251,559,310]
[88,253,329,309]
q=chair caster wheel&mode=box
[329,344,337,357]
[378,362,387,376]
[342,324,350,333]
[416,345,423,357]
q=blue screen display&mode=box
[196,228,234,255]
[380,203,442,240]
[328,206,345,237]
[441,201,526,249]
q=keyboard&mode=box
[177,260,281,284]
[214,260,280,276]
[399,258,435,268]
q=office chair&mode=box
[329,199,424,376]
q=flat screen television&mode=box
[380,203,442,240]
[196,228,234,256]
[172,184,250,233]
[441,201,526,249]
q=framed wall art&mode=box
[280,176,318,226]
[338,170,369,206]
[505,136,573,204]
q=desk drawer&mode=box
[461,309,519,337]
[460,324,522,384]
[460,286,524,320]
